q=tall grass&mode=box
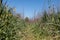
[0,0,60,40]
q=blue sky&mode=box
[3,0,60,18]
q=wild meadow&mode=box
[0,0,60,40]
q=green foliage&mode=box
[0,0,60,40]
[0,0,26,40]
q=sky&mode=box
[3,0,60,18]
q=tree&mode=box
[25,17,29,22]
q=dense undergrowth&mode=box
[0,0,60,40]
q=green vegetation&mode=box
[0,0,60,40]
